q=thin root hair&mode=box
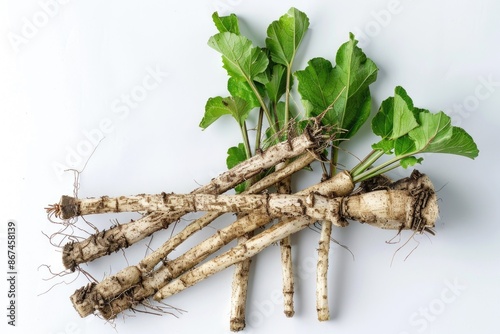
[435,182,448,193]
[64,136,105,199]
[81,216,100,234]
[43,218,96,250]
[42,225,83,249]
[385,228,403,245]
[121,249,130,267]
[38,264,77,281]
[309,222,355,261]
[37,264,82,296]
[76,266,100,283]
[144,235,156,258]
[130,299,187,318]
[389,229,422,267]
[105,293,186,323]
[169,220,181,239]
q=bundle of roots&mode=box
[45,129,438,330]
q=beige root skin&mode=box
[315,174,393,321]
[229,230,252,332]
[62,211,173,271]
[343,171,438,232]
[57,193,326,219]
[231,173,295,331]
[276,176,295,318]
[153,172,355,300]
[142,152,317,274]
[58,192,344,222]
[153,172,437,301]
[279,234,294,317]
[107,213,274,319]
[316,220,332,321]
[69,171,437,321]
[71,213,273,319]
[58,135,320,271]
[69,153,318,318]
[70,170,352,319]
[53,130,321,220]
[155,216,319,300]
[58,172,356,221]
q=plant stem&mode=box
[330,141,339,177]
[354,162,401,183]
[284,65,292,130]
[247,79,279,137]
[240,121,252,160]
[254,108,264,154]
[350,149,384,179]
[352,152,414,183]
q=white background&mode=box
[1,0,499,333]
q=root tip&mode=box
[230,318,246,332]
[70,283,97,318]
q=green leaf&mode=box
[372,87,478,159]
[226,143,248,193]
[394,135,417,156]
[408,110,452,151]
[372,98,394,138]
[295,34,378,138]
[391,87,419,138]
[408,111,479,158]
[200,96,252,129]
[252,48,272,85]
[371,88,479,160]
[226,143,247,169]
[208,32,269,82]
[295,57,339,115]
[333,34,378,98]
[212,12,240,34]
[354,86,479,182]
[265,64,288,103]
[329,33,378,138]
[372,138,394,153]
[337,89,372,139]
[265,7,309,67]
[372,86,419,139]
[400,156,423,168]
[227,77,262,109]
[437,127,479,159]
